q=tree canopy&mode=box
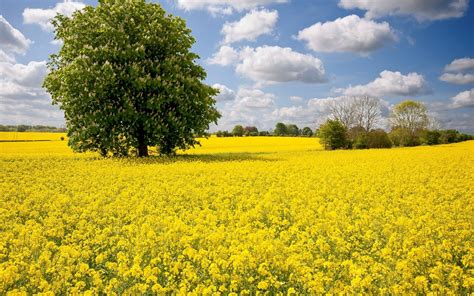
[43,0,220,156]
[390,100,429,135]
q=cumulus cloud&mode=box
[439,58,474,85]
[450,89,474,108]
[338,0,469,21]
[0,16,32,64]
[439,73,474,85]
[0,60,63,125]
[221,9,278,44]
[208,46,240,66]
[23,1,86,31]
[444,58,474,72]
[340,70,429,97]
[175,0,288,15]
[213,86,277,130]
[235,88,275,109]
[212,83,236,101]
[236,46,327,84]
[297,15,397,55]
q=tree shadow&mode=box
[111,152,280,165]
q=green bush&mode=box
[367,129,392,148]
[318,120,348,150]
[421,130,441,145]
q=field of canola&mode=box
[1,134,473,295]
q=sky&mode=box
[0,0,473,132]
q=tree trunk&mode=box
[137,123,148,157]
[138,142,148,157]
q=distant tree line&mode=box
[0,125,67,133]
[215,123,315,137]
[318,97,473,150]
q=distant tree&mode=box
[439,129,460,143]
[329,96,382,132]
[329,97,356,129]
[287,124,300,136]
[354,96,381,133]
[389,127,420,147]
[259,131,270,136]
[274,122,289,136]
[17,125,28,132]
[244,126,259,136]
[421,130,441,145]
[348,126,367,147]
[43,0,220,157]
[215,130,223,137]
[390,100,429,135]
[388,100,430,147]
[222,130,232,137]
[367,129,392,149]
[301,127,313,137]
[232,125,244,137]
[318,120,348,150]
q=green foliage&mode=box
[439,129,460,144]
[16,125,28,132]
[274,122,289,136]
[244,126,258,136]
[287,124,300,136]
[301,127,313,137]
[43,0,220,157]
[389,127,420,147]
[232,125,244,137]
[366,129,392,149]
[421,130,441,145]
[318,120,348,150]
[390,100,429,134]
[353,133,368,149]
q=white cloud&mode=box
[0,50,15,63]
[338,0,469,21]
[23,1,86,31]
[213,86,277,130]
[0,15,31,57]
[290,96,303,103]
[236,46,326,84]
[439,58,474,85]
[297,14,397,55]
[221,9,278,44]
[439,73,474,85]
[0,61,48,88]
[176,0,288,15]
[213,83,236,101]
[340,70,429,97]
[208,46,240,66]
[235,88,275,109]
[450,89,474,108]
[0,60,63,125]
[444,58,474,72]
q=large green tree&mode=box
[44,0,220,157]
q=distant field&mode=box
[0,132,67,142]
[1,134,473,294]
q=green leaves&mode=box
[44,0,220,157]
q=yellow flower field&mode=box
[0,136,473,294]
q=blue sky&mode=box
[1,0,473,132]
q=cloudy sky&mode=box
[1,0,473,132]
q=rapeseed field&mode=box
[1,135,473,294]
